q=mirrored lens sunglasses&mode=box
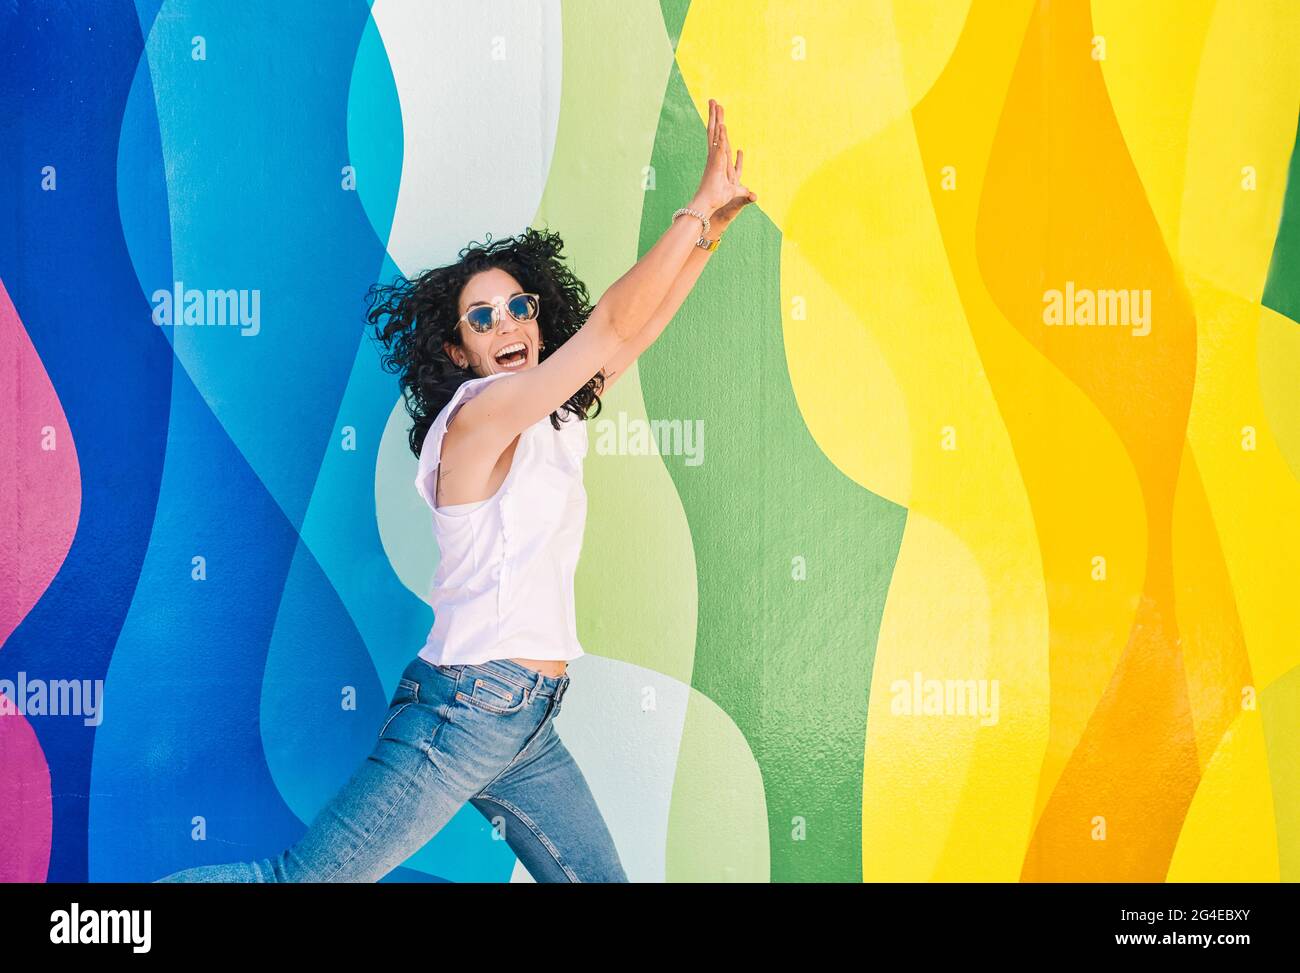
[459,292,541,334]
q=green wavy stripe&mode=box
[658,0,690,50]
[1263,110,1300,325]
[639,61,908,882]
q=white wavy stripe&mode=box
[372,0,562,275]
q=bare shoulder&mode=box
[440,399,487,468]
[446,374,522,451]
[436,406,503,506]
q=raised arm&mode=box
[602,103,756,392]
[458,98,749,450]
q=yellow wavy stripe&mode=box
[687,0,1048,880]
[1168,707,1281,882]
[1093,0,1218,257]
[676,0,968,228]
[1171,1,1300,878]
[1180,0,1300,301]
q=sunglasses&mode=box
[457,292,541,334]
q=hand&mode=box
[692,98,757,218]
[710,175,758,231]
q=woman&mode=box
[156,98,755,883]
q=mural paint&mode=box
[0,0,1296,883]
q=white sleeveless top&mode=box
[413,372,590,666]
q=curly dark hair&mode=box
[365,227,605,458]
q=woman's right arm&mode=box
[458,99,742,450]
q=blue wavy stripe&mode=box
[0,1,172,882]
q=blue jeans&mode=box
[155,657,628,882]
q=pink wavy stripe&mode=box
[0,278,79,881]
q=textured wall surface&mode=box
[1,0,1298,883]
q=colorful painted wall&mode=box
[2,0,1298,883]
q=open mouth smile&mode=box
[493,341,529,369]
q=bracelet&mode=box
[695,233,720,252]
[672,206,710,236]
